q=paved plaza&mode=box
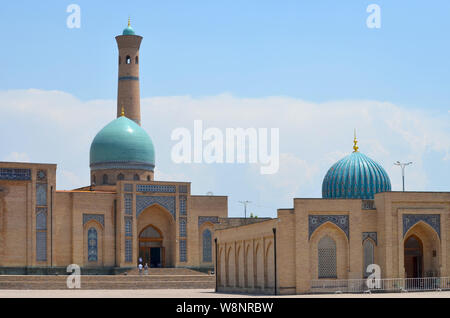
[0,289,449,298]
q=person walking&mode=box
[144,263,149,275]
[138,263,143,276]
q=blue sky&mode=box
[0,1,449,217]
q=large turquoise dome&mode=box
[322,151,391,200]
[90,116,155,171]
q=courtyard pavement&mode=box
[0,289,449,298]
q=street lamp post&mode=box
[394,161,412,191]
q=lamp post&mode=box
[238,200,252,219]
[394,161,412,191]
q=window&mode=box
[134,174,140,181]
[363,239,375,278]
[202,229,212,263]
[117,173,124,181]
[125,239,133,262]
[102,174,108,185]
[147,175,151,181]
[126,55,131,64]
[135,56,139,64]
[318,235,337,278]
[88,228,98,262]
[36,212,47,261]
[119,56,121,64]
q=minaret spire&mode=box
[353,129,359,152]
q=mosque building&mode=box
[0,22,234,273]
[215,136,449,294]
[0,21,448,293]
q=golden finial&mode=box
[128,17,131,27]
[121,106,125,117]
[353,128,359,152]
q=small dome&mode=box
[322,151,391,199]
[122,25,136,35]
[90,116,155,171]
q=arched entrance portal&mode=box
[404,235,423,278]
[139,225,165,268]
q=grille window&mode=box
[318,235,337,278]
[363,240,375,277]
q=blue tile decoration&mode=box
[36,183,47,206]
[309,215,349,240]
[136,184,176,193]
[88,228,98,262]
[403,214,440,238]
[119,76,139,81]
[125,217,132,237]
[0,168,31,181]
[136,195,176,219]
[124,193,133,215]
[179,195,187,216]
[179,185,188,193]
[198,216,220,226]
[124,183,133,192]
[179,240,187,262]
[83,214,105,227]
[179,218,187,237]
[37,170,47,182]
[362,232,377,245]
[125,239,133,262]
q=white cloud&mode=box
[0,89,449,217]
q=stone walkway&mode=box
[0,289,449,298]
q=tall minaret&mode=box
[115,18,143,125]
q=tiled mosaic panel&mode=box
[136,195,176,219]
[136,184,176,193]
[88,228,98,262]
[125,217,132,237]
[179,195,187,216]
[403,214,440,238]
[124,193,133,215]
[125,239,133,262]
[179,240,187,262]
[124,183,133,192]
[309,215,349,240]
[179,185,188,193]
[0,168,31,180]
[198,216,219,226]
[362,232,377,245]
[179,218,187,237]
[36,211,47,230]
[83,214,105,227]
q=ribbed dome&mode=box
[90,116,155,171]
[322,151,391,199]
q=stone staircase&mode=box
[0,268,215,290]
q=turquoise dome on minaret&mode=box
[89,115,155,171]
[322,135,391,199]
[122,17,136,35]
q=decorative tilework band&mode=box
[83,214,105,227]
[362,232,377,245]
[119,76,139,81]
[309,215,349,240]
[198,216,219,226]
[403,214,440,238]
[136,195,176,219]
[0,168,31,181]
[136,184,176,193]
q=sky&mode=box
[0,1,449,217]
